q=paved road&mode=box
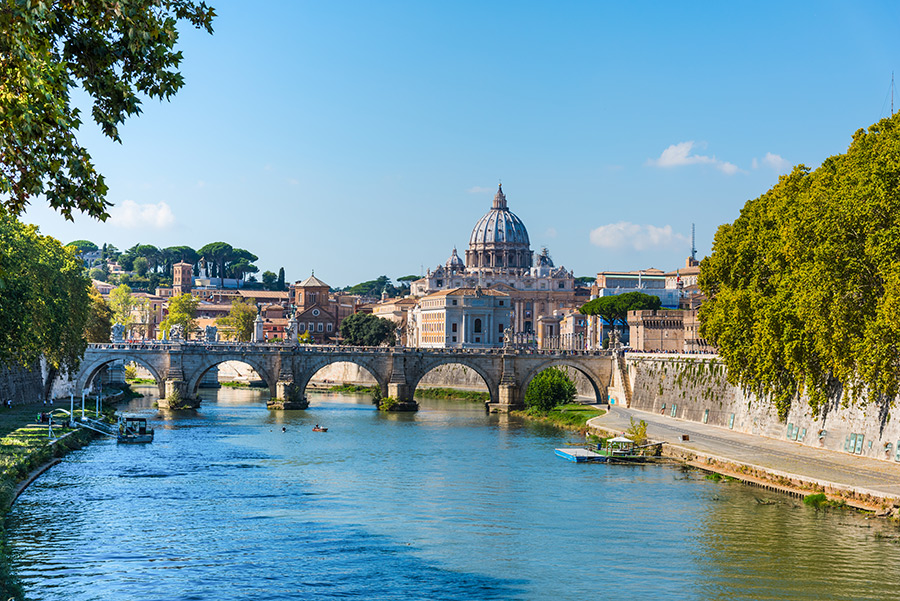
[588,406,900,500]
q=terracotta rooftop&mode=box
[421,287,510,299]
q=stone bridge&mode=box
[76,343,616,411]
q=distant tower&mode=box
[173,261,193,295]
[691,223,697,262]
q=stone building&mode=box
[410,184,582,335]
[626,309,715,353]
[409,287,511,348]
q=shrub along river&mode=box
[6,386,900,600]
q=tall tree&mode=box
[198,242,233,279]
[262,270,278,290]
[160,293,198,338]
[700,114,900,418]
[216,298,257,342]
[277,267,286,291]
[0,1,215,220]
[108,284,139,334]
[0,210,90,374]
[85,287,113,343]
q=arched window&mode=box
[474,319,482,333]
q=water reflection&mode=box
[6,386,900,601]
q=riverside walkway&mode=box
[588,406,900,509]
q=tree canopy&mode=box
[0,210,90,373]
[579,292,662,332]
[699,114,900,418]
[67,240,98,253]
[217,298,256,342]
[0,0,215,220]
[524,367,576,412]
[160,292,198,338]
[339,313,396,346]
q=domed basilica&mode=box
[411,184,582,334]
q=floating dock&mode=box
[555,448,607,463]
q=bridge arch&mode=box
[296,356,388,401]
[407,357,499,404]
[76,355,166,400]
[520,359,609,405]
[187,356,279,399]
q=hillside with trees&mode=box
[699,114,900,418]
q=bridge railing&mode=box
[85,342,612,358]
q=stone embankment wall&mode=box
[0,362,43,405]
[626,353,900,464]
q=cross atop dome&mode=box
[492,183,507,210]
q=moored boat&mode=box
[118,416,154,443]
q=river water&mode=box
[6,387,900,600]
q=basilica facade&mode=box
[409,184,583,341]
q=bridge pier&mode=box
[384,355,418,411]
[487,354,525,413]
[268,380,309,410]
[159,362,200,410]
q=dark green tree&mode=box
[0,1,215,220]
[66,240,98,253]
[700,114,900,417]
[579,291,661,337]
[262,270,278,290]
[524,367,576,412]
[277,267,286,291]
[340,313,397,346]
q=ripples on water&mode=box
[6,388,900,600]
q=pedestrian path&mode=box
[588,406,900,503]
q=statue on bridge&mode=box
[169,324,185,341]
[284,317,297,344]
[503,326,513,349]
[204,325,218,343]
[111,323,125,342]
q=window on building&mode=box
[558,282,565,289]
[437,279,443,287]
[298,323,305,332]
[499,300,504,306]
[452,336,457,342]
[451,323,457,333]
[475,336,481,343]
[474,319,482,333]
[452,299,457,305]
[308,323,314,332]
[326,323,333,332]
[498,323,504,333]
[317,323,324,332]
[524,321,533,332]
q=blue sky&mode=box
[23,1,900,287]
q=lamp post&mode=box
[70,393,74,427]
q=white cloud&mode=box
[466,186,493,194]
[545,227,558,238]
[647,141,741,175]
[108,200,175,229]
[761,152,791,172]
[589,221,689,251]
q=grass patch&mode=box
[414,387,490,402]
[126,378,156,385]
[704,472,736,482]
[513,404,605,432]
[329,384,378,394]
[803,493,846,511]
[220,381,256,389]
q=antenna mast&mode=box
[691,223,697,262]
